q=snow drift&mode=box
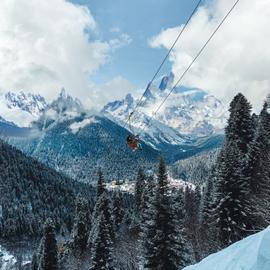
[183,226,270,270]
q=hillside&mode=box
[0,140,95,238]
[183,227,270,270]
[9,115,160,182]
[170,149,220,184]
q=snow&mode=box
[183,226,270,270]
[0,91,47,127]
[0,246,17,270]
[69,117,98,134]
[106,176,195,194]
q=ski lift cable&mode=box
[140,0,241,133]
[124,0,203,130]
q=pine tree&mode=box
[88,192,115,248]
[134,168,146,215]
[184,186,200,261]
[142,157,185,270]
[72,195,91,252]
[225,93,254,154]
[31,252,38,270]
[244,101,270,227]
[112,191,125,231]
[38,219,58,270]
[200,177,217,256]
[172,188,193,269]
[96,169,106,200]
[90,212,114,270]
[214,141,251,247]
[211,93,255,248]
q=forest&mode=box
[1,92,268,269]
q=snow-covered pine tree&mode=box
[112,191,125,231]
[88,191,115,249]
[244,101,270,227]
[184,186,201,261]
[212,93,254,248]
[225,93,254,154]
[142,157,184,270]
[140,174,155,225]
[134,168,146,215]
[31,252,38,270]
[172,188,193,269]
[71,195,91,252]
[214,141,251,248]
[96,168,106,200]
[200,177,217,257]
[38,219,58,270]
[90,211,114,270]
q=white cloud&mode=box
[150,0,270,111]
[0,0,133,108]
[85,76,136,109]
[109,33,132,50]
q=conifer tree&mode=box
[184,186,200,261]
[200,177,216,256]
[112,191,125,231]
[225,93,253,154]
[142,157,186,270]
[31,252,38,270]
[72,195,91,252]
[96,169,105,200]
[212,93,254,248]
[38,219,58,270]
[134,168,146,215]
[90,212,114,270]
[214,141,251,247]
[244,101,270,226]
[88,192,115,248]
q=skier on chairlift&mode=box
[126,134,142,151]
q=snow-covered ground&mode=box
[0,246,17,270]
[183,227,270,270]
[106,176,195,193]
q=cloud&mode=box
[0,0,133,108]
[85,76,136,109]
[109,33,132,50]
[150,0,270,111]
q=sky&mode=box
[0,0,269,110]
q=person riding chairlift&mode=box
[126,134,142,151]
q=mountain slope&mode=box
[0,139,95,238]
[183,227,270,270]
[10,115,160,182]
[170,149,220,185]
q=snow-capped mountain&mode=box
[31,88,86,131]
[0,91,47,127]
[102,73,227,149]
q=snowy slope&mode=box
[183,227,270,270]
[0,245,17,270]
[0,91,47,127]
